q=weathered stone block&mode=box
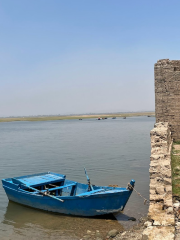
[165,185,172,193]
[143,226,175,240]
[164,198,173,207]
[155,186,165,195]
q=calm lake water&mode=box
[0,116,155,239]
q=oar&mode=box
[20,183,64,202]
[84,167,94,191]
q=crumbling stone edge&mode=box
[142,122,175,239]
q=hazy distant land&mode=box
[0,112,155,122]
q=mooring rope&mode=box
[127,183,149,205]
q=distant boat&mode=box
[79,119,82,120]
[2,172,135,217]
[98,117,101,120]
[105,117,108,119]
[112,117,116,119]
[123,117,126,119]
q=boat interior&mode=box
[4,172,115,197]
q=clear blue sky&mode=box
[1,0,180,116]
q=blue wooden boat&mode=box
[2,171,135,217]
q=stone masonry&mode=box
[155,59,180,141]
[143,122,175,239]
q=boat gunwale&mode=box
[9,171,65,180]
[2,183,130,200]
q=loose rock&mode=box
[95,231,102,238]
[144,221,152,227]
[174,203,180,210]
[83,235,91,239]
[107,229,119,238]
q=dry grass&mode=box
[172,143,180,197]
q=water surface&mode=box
[0,116,155,239]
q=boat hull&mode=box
[4,185,132,216]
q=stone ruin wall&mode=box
[155,59,180,141]
[149,122,173,214]
[143,59,180,239]
[143,122,175,239]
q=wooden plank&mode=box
[41,183,76,192]
[13,178,64,202]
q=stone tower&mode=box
[155,59,180,141]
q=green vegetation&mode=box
[171,143,180,197]
[0,112,155,123]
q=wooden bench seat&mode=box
[41,183,76,192]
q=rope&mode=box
[127,183,149,205]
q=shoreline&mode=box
[0,112,155,123]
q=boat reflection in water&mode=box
[2,201,123,240]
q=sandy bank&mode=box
[0,112,155,123]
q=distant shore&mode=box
[0,112,155,123]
